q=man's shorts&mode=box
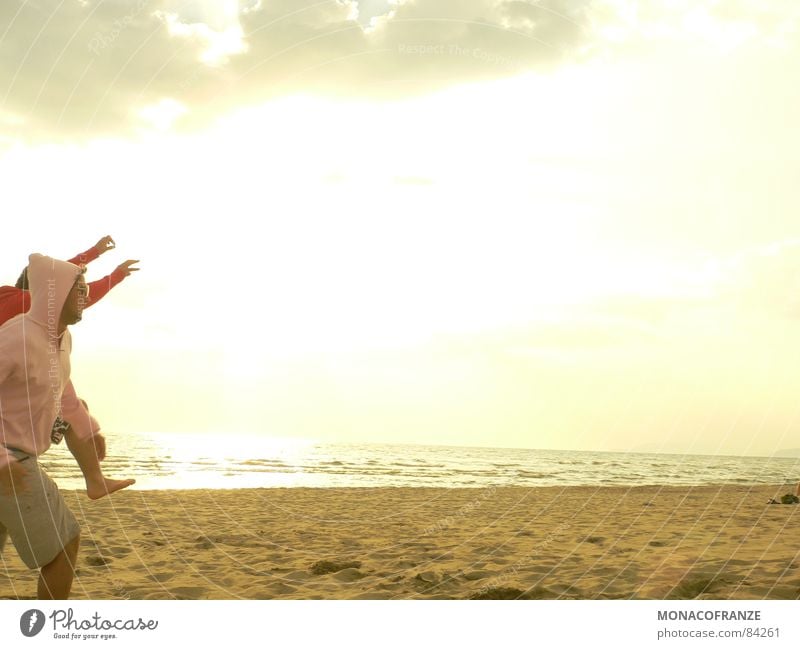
[0,448,80,569]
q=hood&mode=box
[25,253,83,325]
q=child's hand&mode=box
[94,235,116,254]
[116,260,140,277]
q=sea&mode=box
[38,431,800,491]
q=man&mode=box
[0,254,104,598]
[0,235,138,500]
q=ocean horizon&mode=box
[39,431,800,491]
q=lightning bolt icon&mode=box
[28,612,38,632]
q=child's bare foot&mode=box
[87,477,136,500]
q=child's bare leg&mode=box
[64,428,135,500]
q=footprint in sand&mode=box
[309,559,362,575]
[168,586,208,599]
[608,547,634,555]
[143,539,167,548]
[265,582,298,596]
[392,560,418,570]
[195,536,216,550]
[463,570,493,581]
[333,568,365,583]
[467,586,533,600]
[146,572,175,583]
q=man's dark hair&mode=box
[15,267,28,290]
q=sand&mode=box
[2,485,800,600]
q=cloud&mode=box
[587,0,800,51]
[138,96,187,130]
[1,0,797,140]
[156,5,247,65]
[0,0,211,138]
[0,0,593,140]
[355,0,393,28]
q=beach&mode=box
[2,485,799,600]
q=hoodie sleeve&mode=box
[60,380,100,441]
[86,267,127,309]
[67,246,100,267]
[0,287,30,327]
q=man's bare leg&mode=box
[38,533,80,599]
[64,429,135,500]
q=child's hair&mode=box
[15,267,28,290]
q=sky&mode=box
[1,0,799,456]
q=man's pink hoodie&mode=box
[0,254,99,469]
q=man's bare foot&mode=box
[86,477,136,500]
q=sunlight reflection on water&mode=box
[38,432,800,491]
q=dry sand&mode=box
[2,485,799,600]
